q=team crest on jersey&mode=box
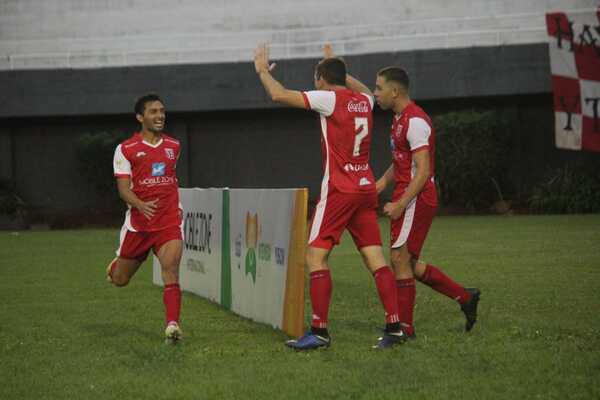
[165,148,175,160]
[152,162,166,176]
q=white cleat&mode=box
[165,322,182,344]
[106,257,118,283]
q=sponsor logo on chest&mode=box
[347,100,369,113]
[152,162,166,176]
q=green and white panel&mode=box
[228,189,295,329]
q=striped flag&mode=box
[546,7,600,152]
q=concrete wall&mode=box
[0,128,11,181]
[0,0,595,70]
[0,43,552,118]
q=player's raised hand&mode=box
[383,201,405,220]
[137,198,158,219]
[322,43,335,59]
[254,44,276,74]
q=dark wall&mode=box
[0,44,550,118]
[3,92,596,225]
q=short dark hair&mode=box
[315,58,347,86]
[377,67,410,90]
[134,93,164,116]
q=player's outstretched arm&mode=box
[322,44,373,96]
[376,163,395,194]
[254,44,306,109]
[116,177,158,220]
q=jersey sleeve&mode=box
[113,144,132,177]
[301,91,336,117]
[406,117,432,152]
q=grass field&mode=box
[1,215,599,399]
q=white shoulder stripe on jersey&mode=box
[113,144,132,176]
[406,117,431,151]
[304,90,336,117]
[124,141,140,148]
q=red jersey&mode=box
[390,102,437,207]
[113,132,182,232]
[301,89,376,194]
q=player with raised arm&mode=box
[254,44,406,350]
[106,94,184,344]
[323,45,480,337]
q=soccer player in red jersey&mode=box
[254,44,405,349]
[373,67,481,337]
[106,94,184,344]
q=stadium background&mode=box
[0,0,598,226]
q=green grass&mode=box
[1,215,599,399]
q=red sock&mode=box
[396,278,416,335]
[310,270,332,329]
[163,283,181,324]
[373,266,400,324]
[419,264,470,304]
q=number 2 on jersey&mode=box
[353,117,368,157]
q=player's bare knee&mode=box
[161,266,179,283]
[305,252,327,271]
[112,274,130,287]
[304,253,321,270]
[390,250,408,268]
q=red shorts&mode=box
[390,197,437,258]
[116,224,183,262]
[308,186,382,250]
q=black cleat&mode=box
[377,326,417,341]
[373,330,408,349]
[460,288,480,332]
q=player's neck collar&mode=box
[137,132,164,148]
[394,100,413,117]
[142,138,163,148]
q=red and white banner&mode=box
[546,8,600,152]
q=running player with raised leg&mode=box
[107,94,184,344]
